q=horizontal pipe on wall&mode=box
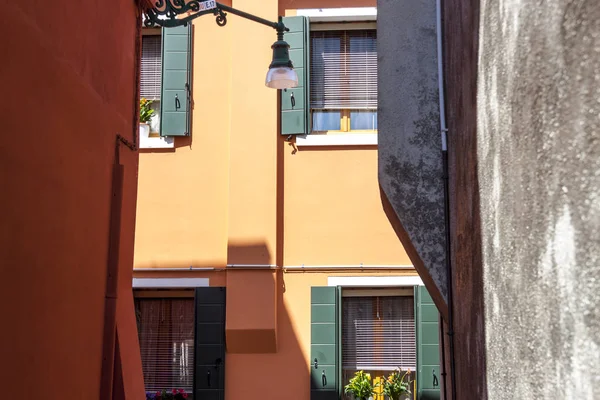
[134,267,218,272]
[283,265,414,272]
[133,264,278,272]
[226,264,278,269]
[133,265,414,273]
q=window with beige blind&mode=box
[342,295,416,400]
[140,32,162,134]
[310,28,377,133]
[135,298,195,397]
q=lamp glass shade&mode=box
[265,66,298,89]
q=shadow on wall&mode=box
[226,269,310,400]
[225,242,310,400]
[227,242,274,266]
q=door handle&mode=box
[433,369,439,387]
[207,369,211,387]
[175,93,181,110]
[314,358,318,369]
[322,370,327,387]
[291,92,295,108]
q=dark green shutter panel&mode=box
[281,16,310,135]
[415,286,441,400]
[311,286,339,400]
[194,287,226,400]
[160,25,192,136]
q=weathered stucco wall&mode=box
[477,1,600,398]
[377,0,447,310]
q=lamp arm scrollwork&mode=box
[142,0,288,33]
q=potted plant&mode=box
[381,369,412,400]
[344,371,377,400]
[139,97,156,139]
[145,389,188,400]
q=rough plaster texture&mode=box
[377,0,447,305]
[477,1,600,398]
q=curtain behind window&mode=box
[135,298,194,395]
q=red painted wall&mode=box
[0,0,144,398]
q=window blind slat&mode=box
[342,296,416,371]
[135,298,194,394]
[310,30,377,110]
[140,35,162,99]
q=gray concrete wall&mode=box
[377,0,448,308]
[477,1,600,398]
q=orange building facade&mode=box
[134,1,441,399]
[1,0,145,398]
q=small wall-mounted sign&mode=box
[199,0,217,11]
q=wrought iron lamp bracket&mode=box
[143,1,288,33]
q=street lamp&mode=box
[142,0,298,89]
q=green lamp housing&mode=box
[265,38,298,89]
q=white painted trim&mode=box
[310,22,376,31]
[139,135,175,149]
[328,276,424,287]
[132,278,209,288]
[296,133,377,147]
[296,7,377,22]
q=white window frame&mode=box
[294,7,378,147]
[328,275,423,288]
[132,277,210,288]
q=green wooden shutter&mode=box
[311,286,339,400]
[415,286,441,400]
[160,25,192,136]
[194,287,226,400]
[281,16,310,135]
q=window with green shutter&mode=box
[414,286,441,400]
[310,285,440,400]
[160,25,193,137]
[134,288,227,400]
[280,18,377,136]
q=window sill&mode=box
[295,133,377,147]
[296,7,377,22]
[139,132,175,149]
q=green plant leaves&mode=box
[140,98,156,123]
[381,369,412,400]
[344,370,376,400]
